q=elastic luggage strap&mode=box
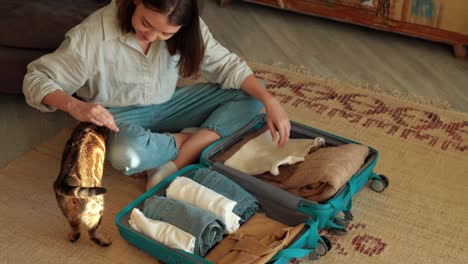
[305,218,319,250]
[330,182,354,212]
[348,181,357,196]
[268,218,319,261]
[269,248,311,260]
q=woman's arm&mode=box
[42,90,119,132]
[23,36,87,112]
[197,19,290,146]
[23,28,118,132]
[240,75,290,147]
[198,18,253,90]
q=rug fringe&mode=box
[250,61,454,111]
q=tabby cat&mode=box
[54,122,111,246]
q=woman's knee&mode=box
[251,96,264,113]
[106,124,179,174]
[240,92,264,114]
[106,125,147,173]
[107,137,141,173]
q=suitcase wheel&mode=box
[344,211,354,221]
[305,235,333,261]
[316,235,332,256]
[370,174,389,193]
[333,217,350,227]
[330,227,348,236]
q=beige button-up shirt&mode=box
[23,1,253,112]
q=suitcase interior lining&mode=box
[202,115,378,204]
[117,165,311,262]
[115,115,378,262]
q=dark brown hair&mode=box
[117,0,204,77]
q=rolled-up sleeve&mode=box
[23,29,89,112]
[199,19,253,89]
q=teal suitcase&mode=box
[116,164,325,264]
[199,114,388,235]
[115,114,388,263]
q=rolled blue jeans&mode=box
[143,195,226,257]
[191,168,259,223]
[106,82,263,175]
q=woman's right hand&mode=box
[41,90,119,132]
[68,100,120,132]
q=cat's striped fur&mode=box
[54,122,111,246]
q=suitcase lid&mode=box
[198,113,379,207]
[200,114,371,167]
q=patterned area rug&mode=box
[1,62,467,264]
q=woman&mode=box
[23,0,291,190]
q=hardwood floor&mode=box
[202,1,468,112]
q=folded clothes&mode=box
[191,168,259,223]
[142,195,225,256]
[166,176,241,234]
[258,144,369,202]
[129,208,196,254]
[205,213,305,264]
[225,129,324,175]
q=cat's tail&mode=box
[56,184,107,198]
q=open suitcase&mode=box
[115,164,329,264]
[199,114,389,234]
[115,114,389,263]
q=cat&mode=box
[53,122,111,246]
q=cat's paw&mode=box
[69,232,81,242]
[91,236,112,247]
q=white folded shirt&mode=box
[129,208,196,254]
[225,130,325,175]
[166,176,241,234]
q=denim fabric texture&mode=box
[143,195,226,256]
[106,82,263,175]
[191,168,259,223]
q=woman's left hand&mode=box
[264,97,291,148]
[238,75,290,147]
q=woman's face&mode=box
[131,0,182,43]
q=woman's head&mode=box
[131,0,182,42]
[118,0,204,77]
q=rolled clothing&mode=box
[143,196,225,256]
[129,208,196,254]
[191,168,259,223]
[166,176,241,234]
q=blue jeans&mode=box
[106,82,263,175]
[143,195,225,256]
[191,168,258,223]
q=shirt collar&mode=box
[102,0,124,41]
[102,1,145,52]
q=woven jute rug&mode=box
[1,62,466,264]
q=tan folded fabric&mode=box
[260,144,369,202]
[205,213,305,264]
[212,127,368,203]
